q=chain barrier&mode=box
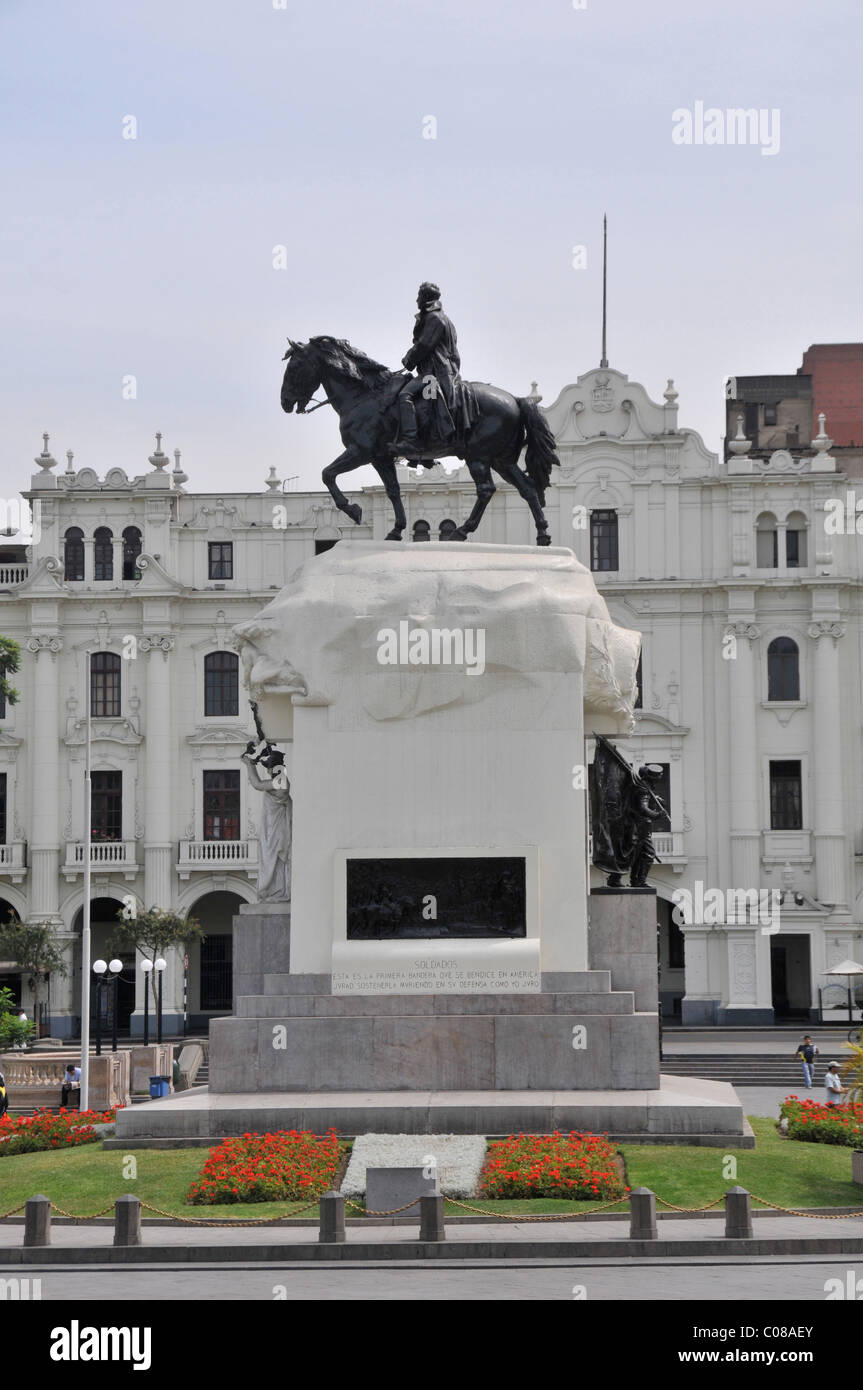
[2,1192,862,1227]
[654,1195,727,1213]
[344,1198,422,1217]
[747,1194,863,1221]
[444,1195,628,1222]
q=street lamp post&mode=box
[141,959,153,1046]
[93,959,106,1057]
[154,957,166,1044]
[92,959,123,1057]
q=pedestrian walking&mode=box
[794,1034,819,1088]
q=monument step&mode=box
[235,990,638,1018]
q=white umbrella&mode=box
[823,960,863,1023]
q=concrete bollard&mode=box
[629,1187,657,1240]
[419,1192,445,1242]
[24,1195,51,1247]
[114,1195,142,1247]
[319,1190,346,1244]
[725,1186,753,1239]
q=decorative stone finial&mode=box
[811,411,833,453]
[527,381,542,405]
[663,378,678,404]
[172,448,188,485]
[65,449,75,475]
[265,465,282,493]
[35,432,57,473]
[149,432,168,470]
[728,414,752,455]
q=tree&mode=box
[0,635,21,706]
[0,984,34,1050]
[0,919,68,1037]
[109,906,205,1014]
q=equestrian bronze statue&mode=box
[280,282,560,545]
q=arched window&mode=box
[204,651,239,717]
[93,527,113,581]
[785,512,807,569]
[64,527,84,582]
[122,526,142,581]
[412,520,431,542]
[756,513,778,569]
[439,519,458,541]
[767,637,800,702]
[90,651,121,718]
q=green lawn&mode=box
[0,1118,860,1221]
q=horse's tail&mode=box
[517,397,560,505]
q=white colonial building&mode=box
[1,364,861,1034]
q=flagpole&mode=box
[80,657,92,1110]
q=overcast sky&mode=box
[2,0,861,497]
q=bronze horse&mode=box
[280,336,559,544]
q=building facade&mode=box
[1,359,861,1033]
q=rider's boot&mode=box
[395,395,420,454]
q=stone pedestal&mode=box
[130,1044,173,1095]
[588,889,658,1014]
[125,542,743,1143]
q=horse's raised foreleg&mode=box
[493,458,552,545]
[452,460,495,540]
[372,457,407,540]
[322,450,365,525]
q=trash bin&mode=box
[149,1076,170,1099]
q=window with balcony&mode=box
[208,542,233,579]
[122,527,142,581]
[203,770,240,840]
[439,519,458,540]
[91,771,122,842]
[64,527,85,582]
[90,652,121,718]
[412,520,431,542]
[785,512,807,568]
[590,510,618,572]
[204,651,239,717]
[93,527,113,581]
[770,760,802,830]
[314,538,338,555]
[767,637,800,701]
[756,513,778,569]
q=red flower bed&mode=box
[0,1107,118,1158]
[780,1095,863,1148]
[187,1129,341,1205]
[480,1131,626,1201]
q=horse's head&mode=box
[280,339,320,414]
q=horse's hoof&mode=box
[536,532,552,546]
[451,528,469,542]
[345,503,363,525]
[385,529,403,542]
